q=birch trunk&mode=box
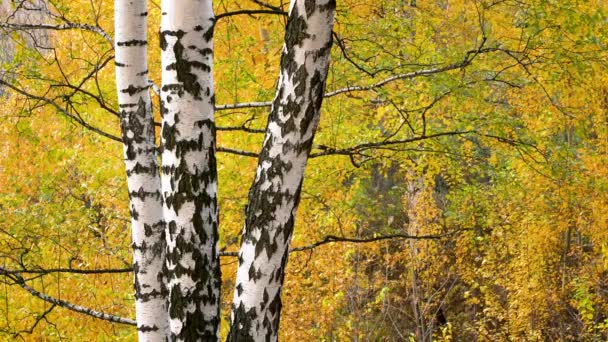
[228,1,336,340]
[114,0,168,339]
[159,0,221,340]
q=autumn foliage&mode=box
[1,0,607,340]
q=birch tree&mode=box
[114,0,167,339]
[228,1,336,340]
[159,0,220,340]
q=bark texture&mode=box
[114,0,168,339]
[228,1,336,340]
[159,0,221,340]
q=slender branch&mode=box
[215,101,273,111]
[249,0,283,11]
[0,266,136,325]
[6,233,439,325]
[222,232,447,257]
[289,233,442,253]
[2,267,133,275]
[216,9,287,20]
[216,125,265,134]
[216,131,483,159]
[310,131,475,158]
[51,53,119,117]
[332,31,375,77]
[0,22,113,45]
[216,146,259,158]
[322,56,478,98]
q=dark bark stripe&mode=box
[120,84,149,96]
[117,39,148,46]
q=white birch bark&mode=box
[159,0,220,340]
[114,0,168,339]
[228,1,336,340]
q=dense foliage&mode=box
[1,0,607,340]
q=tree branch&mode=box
[0,266,136,326]
[216,9,287,21]
[1,230,453,279]
[216,146,259,158]
[0,22,113,45]
[216,125,265,134]
[215,101,274,111]
[2,267,133,275]
[249,0,284,12]
[289,233,443,253]
[310,131,475,158]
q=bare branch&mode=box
[216,9,287,21]
[216,125,265,134]
[322,55,481,98]
[289,233,442,253]
[2,267,132,275]
[0,266,136,326]
[310,131,475,158]
[216,146,259,158]
[249,0,284,12]
[0,22,113,45]
[332,31,376,77]
[215,101,273,111]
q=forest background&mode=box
[1,0,608,340]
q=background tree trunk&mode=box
[159,0,221,340]
[114,0,168,339]
[228,1,336,340]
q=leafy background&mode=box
[1,0,607,340]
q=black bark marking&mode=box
[117,39,147,47]
[131,206,139,220]
[126,162,158,177]
[260,289,269,310]
[198,48,213,56]
[304,0,316,18]
[121,85,149,96]
[227,304,258,342]
[138,325,159,332]
[161,29,213,99]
